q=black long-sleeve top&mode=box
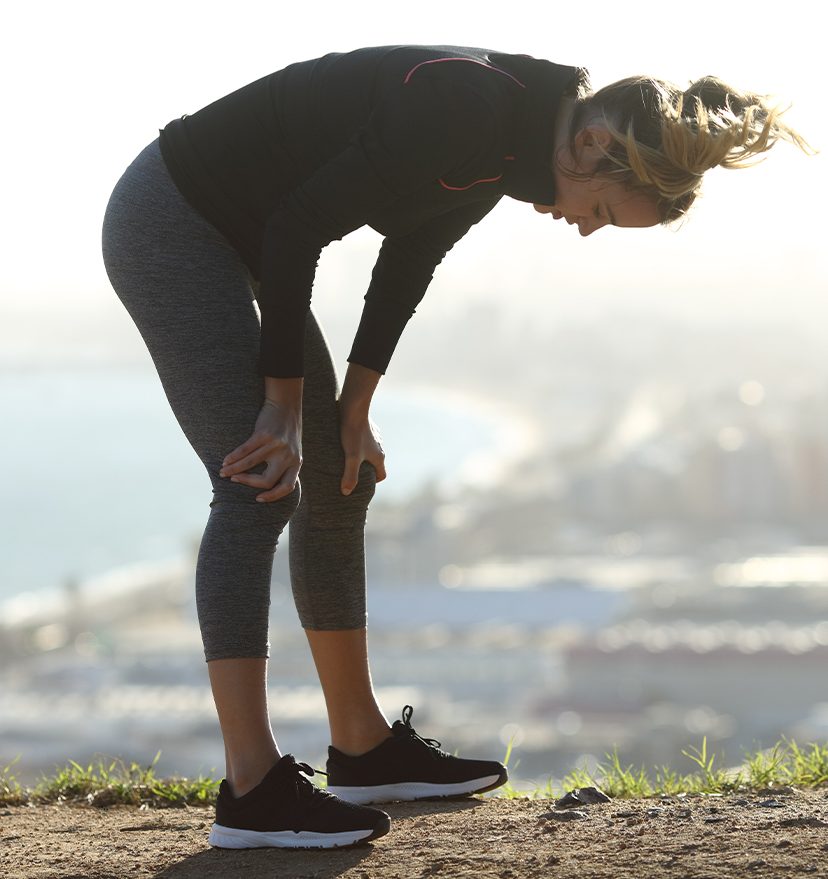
[157,44,586,378]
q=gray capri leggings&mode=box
[101,137,376,662]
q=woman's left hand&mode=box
[339,410,387,496]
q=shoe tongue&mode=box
[276,753,297,769]
[273,753,304,778]
[254,754,299,789]
[248,755,312,800]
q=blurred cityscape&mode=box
[2,303,828,790]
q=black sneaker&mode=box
[326,705,508,804]
[208,754,391,849]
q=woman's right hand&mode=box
[337,362,385,496]
[219,397,303,503]
[340,411,387,496]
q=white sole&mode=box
[328,774,502,805]
[207,823,378,849]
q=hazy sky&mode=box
[2,0,824,349]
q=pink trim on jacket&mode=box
[403,57,527,88]
[438,174,503,191]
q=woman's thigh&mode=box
[102,138,275,486]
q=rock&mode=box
[757,786,797,796]
[732,798,750,806]
[777,839,793,848]
[677,809,692,818]
[646,808,666,817]
[614,810,637,818]
[539,809,588,821]
[778,816,828,828]
[555,786,611,809]
[704,816,728,823]
[758,799,785,809]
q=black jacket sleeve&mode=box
[256,72,497,378]
[347,197,500,373]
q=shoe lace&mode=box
[397,705,450,759]
[286,758,331,806]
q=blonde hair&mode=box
[563,74,816,223]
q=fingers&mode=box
[220,446,263,478]
[369,424,386,482]
[373,457,387,482]
[226,469,268,488]
[219,435,302,503]
[230,455,299,488]
[341,451,387,494]
[255,463,301,503]
[220,434,290,479]
[340,455,360,496]
[220,439,258,473]
[228,459,300,502]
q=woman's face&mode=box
[534,125,661,237]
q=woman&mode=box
[101,44,809,850]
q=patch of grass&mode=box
[488,736,828,801]
[783,736,828,786]
[677,736,740,793]
[2,737,826,808]
[0,751,220,808]
[1,756,26,806]
[742,739,787,789]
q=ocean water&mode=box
[0,367,521,602]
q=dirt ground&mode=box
[2,786,828,879]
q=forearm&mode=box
[265,376,304,408]
[339,362,382,421]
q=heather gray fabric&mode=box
[101,137,375,661]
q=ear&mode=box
[573,124,613,166]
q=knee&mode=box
[207,459,302,520]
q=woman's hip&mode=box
[101,137,255,291]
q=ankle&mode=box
[332,725,393,757]
[226,751,282,798]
